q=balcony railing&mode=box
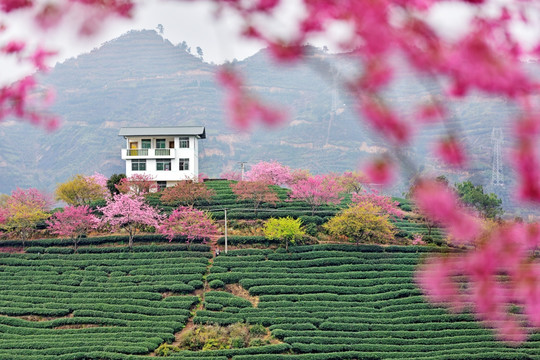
[155,148,170,156]
[121,148,175,159]
[128,149,148,156]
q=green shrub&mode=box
[248,338,267,347]
[153,343,180,356]
[304,223,318,237]
[400,204,412,212]
[249,324,267,336]
[231,336,246,348]
[209,280,225,289]
[188,280,204,289]
[298,215,324,226]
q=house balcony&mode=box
[121,148,176,159]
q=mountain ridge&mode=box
[0,29,516,203]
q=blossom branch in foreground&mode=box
[0,0,134,128]
[417,222,540,344]
[217,67,286,129]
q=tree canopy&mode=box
[455,181,503,219]
[324,203,395,246]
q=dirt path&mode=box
[151,254,215,355]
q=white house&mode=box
[119,126,206,190]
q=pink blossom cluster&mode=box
[86,172,110,198]
[412,178,480,243]
[47,205,98,240]
[411,234,425,245]
[361,156,396,186]
[217,68,286,129]
[352,189,403,218]
[290,174,344,213]
[99,193,161,248]
[244,160,292,186]
[6,187,51,211]
[417,221,540,344]
[513,114,540,203]
[100,193,160,229]
[157,206,219,243]
[115,174,158,196]
[210,0,540,201]
[0,0,133,128]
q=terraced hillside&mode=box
[146,179,446,244]
[0,245,211,360]
[0,243,537,359]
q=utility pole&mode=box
[224,208,228,254]
[238,162,247,181]
[490,127,506,206]
[491,128,504,188]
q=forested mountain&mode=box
[0,29,518,201]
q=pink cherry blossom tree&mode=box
[352,189,403,219]
[290,174,344,215]
[244,160,292,186]
[99,193,161,250]
[86,172,110,199]
[46,205,98,252]
[157,206,219,245]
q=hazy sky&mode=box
[0,1,267,84]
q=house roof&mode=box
[118,126,206,139]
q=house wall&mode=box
[122,135,200,184]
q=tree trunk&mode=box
[128,227,134,250]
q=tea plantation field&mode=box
[0,243,537,359]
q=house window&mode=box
[132,159,146,171]
[157,159,171,171]
[179,137,189,148]
[179,158,189,171]
[141,139,151,149]
[156,139,166,149]
[157,181,167,191]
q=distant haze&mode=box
[0,30,519,210]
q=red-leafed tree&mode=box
[99,193,161,250]
[160,180,216,206]
[115,174,158,196]
[244,160,292,186]
[290,175,344,215]
[231,181,279,215]
[157,206,219,244]
[47,205,99,252]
